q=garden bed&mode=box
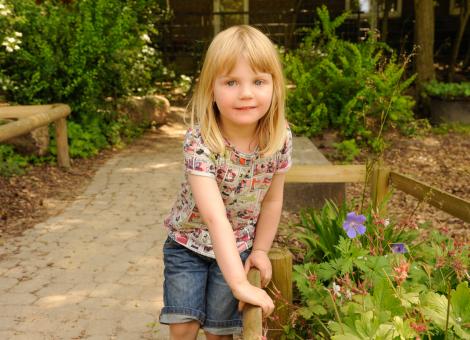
[278,129,469,257]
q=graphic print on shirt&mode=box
[164,126,292,258]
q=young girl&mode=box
[159,25,292,339]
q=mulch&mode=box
[0,149,115,241]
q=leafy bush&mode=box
[424,80,470,100]
[277,201,469,339]
[284,6,416,154]
[0,0,169,159]
[333,139,361,162]
[0,144,29,176]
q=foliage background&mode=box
[0,0,169,159]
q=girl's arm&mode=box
[244,173,286,287]
[188,174,274,316]
[253,173,286,251]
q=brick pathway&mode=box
[0,109,188,339]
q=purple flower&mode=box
[343,212,366,238]
[390,243,407,254]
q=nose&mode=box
[239,83,254,99]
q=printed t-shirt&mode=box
[164,125,292,258]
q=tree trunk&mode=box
[369,0,379,39]
[449,0,470,81]
[414,0,435,92]
[286,0,303,50]
[381,0,392,42]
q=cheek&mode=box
[260,87,274,107]
[213,86,231,108]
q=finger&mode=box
[262,304,274,318]
[244,258,252,274]
[261,271,272,288]
[261,277,271,288]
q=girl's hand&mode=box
[244,249,272,287]
[233,281,274,317]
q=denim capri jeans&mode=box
[159,237,251,335]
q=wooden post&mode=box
[267,248,293,339]
[370,162,391,214]
[243,269,263,340]
[0,104,71,169]
[54,117,70,168]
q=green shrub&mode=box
[333,139,361,162]
[284,6,416,155]
[0,144,29,176]
[424,80,470,100]
[0,0,169,158]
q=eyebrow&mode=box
[218,73,271,79]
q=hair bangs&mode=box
[190,25,288,157]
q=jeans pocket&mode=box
[163,237,183,250]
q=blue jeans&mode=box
[159,237,251,335]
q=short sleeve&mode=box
[183,128,217,178]
[275,126,293,174]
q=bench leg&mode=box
[54,117,70,168]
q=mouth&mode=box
[235,106,257,111]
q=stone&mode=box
[4,123,49,156]
[117,94,170,126]
[284,136,345,212]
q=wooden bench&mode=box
[0,104,71,168]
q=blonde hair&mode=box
[189,25,287,156]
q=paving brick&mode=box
[0,113,186,338]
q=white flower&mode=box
[345,289,352,300]
[14,31,22,37]
[6,37,16,43]
[0,4,5,10]
[0,9,10,16]
[384,219,390,227]
[142,46,155,55]
[332,282,341,297]
[141,33,151,43]
[5,46,13,52]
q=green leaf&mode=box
[392,316,418,339]
[451,281,470,324]
[372,278,404,317]
[421,291,449,329]
[399,291,420,309]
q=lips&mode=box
[235,106,256,110]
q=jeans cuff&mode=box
[159,306,205,325]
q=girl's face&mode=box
[213,56,273,133]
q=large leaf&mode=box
[420,291,470,337]
[373,278,404,317]
[451,281,470,324]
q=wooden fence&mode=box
[242,163,470,339]
[0,104,71,168]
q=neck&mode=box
[220,121,258,153]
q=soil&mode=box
[1,122,469,245]
[0,150,115,241]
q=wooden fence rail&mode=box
[243,163,470,338]
[0,104,71,168]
